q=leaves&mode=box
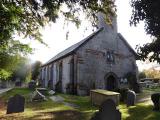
[130,0,160,63]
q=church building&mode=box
[40,14,138,95]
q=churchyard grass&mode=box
[1,88,160,120]
[0,88,77,120]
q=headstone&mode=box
[36,88,48,95]
[28,80,36,89]
[126,90,136,107]
[31,90,47,101]
[6,94,25,114]
[49,90,55,95]
[91,99,121,120]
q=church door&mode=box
[105,75,117,91]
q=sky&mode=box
[28,0,158,71]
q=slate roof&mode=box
[42,27,137,67]
[42,28,103,66]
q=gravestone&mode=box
[36,88,48,95]
[49,90,55,95]
[31,90,47,101]
[6,94,25,114]
[126,90,136,107]
[91,99,121,120]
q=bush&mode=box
[115,88,129,102]
[151,93,160,111]
[125,72,141,93]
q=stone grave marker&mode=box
[36,88,48,95]
[91,99,121,120]
[31,90,47,101]
[126,90,136,107]
[49,90,55,95]
[6,94,25,114]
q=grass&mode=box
[119,102,160,120]
[1,88,160,120]
[0,88,79,120]
[59,93,98,120]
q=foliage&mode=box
[0,69,11,80]
[31,61,42,80]
[143,68,160,79]
[0,54,27,81]
[130,0,160,63]
[0,0,116,54]
[138,71,146,79]
[115,88,129,102]
[125,72,141,93]
[11,57,32,82]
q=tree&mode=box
[143,68,160,79]
[31,61,42,80]
[11,57,31,82]
[130,0,160,63]
[0,0,116,54]
[0,54,24,80]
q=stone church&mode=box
[40,14,138,95]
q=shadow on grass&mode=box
[0,110,82,120]
[126,104,160,120]
[27,110,82,120]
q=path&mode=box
[0,88,12,95]
[50,96,79,109]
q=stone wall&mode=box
[75,28,137,95]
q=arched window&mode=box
[59,62,62,82]
[70,58,74,84]
[106,51,115,63]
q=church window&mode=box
[59,62,63,82]
[106,51,115,63]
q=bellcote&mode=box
[97,13,117,33]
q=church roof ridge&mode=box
[42,27,104,66]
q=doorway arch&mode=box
[104,72,118,91]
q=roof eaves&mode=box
[42,27,104,67]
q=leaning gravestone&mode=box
[31,90,47,101]
[126,90,136,107]
[6,94,25,114]
[36,88,48,95]
[91,99,121,120]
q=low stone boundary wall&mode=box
[90,89,120,106]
